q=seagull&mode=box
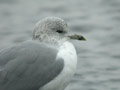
[0,17,86,90]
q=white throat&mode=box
[57,41,77,71]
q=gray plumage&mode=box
[0,41,64,90]
[0,17,83,90]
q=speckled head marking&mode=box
[33,17,69,45]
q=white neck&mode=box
[57,41,77,71]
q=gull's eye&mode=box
[56,30,64,33]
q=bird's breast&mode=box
[40,41,77,90]
[57,41,77,72]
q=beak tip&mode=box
[78,36,86,41]
[82,38,86,41]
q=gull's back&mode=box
[0,40,64,90]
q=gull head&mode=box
[33,17,86,45]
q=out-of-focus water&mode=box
[0,0,120,90]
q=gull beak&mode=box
[68,34,86,41]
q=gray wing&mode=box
[0,41,64,90]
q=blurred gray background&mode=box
[0,0,120,90]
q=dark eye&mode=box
[56,30,64,33]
